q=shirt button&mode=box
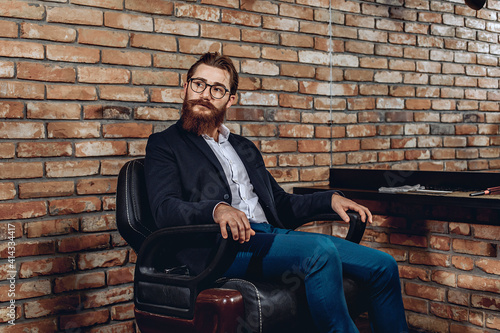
[223,194,230,200]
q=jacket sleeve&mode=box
[144,133,221,229]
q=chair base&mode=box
[135,288,244,333]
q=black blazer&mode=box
[145,121,339,231]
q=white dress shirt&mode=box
[203,125,268,223]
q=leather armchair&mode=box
[116,158,368,333]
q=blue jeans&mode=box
[224,222,409,333]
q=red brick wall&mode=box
[0,0,499,332]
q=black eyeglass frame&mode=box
[188,78,230,100]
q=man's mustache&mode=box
[185,99,218,112]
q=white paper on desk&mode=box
[378,184,425,193]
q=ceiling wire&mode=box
[328,0,333,168]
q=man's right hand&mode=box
[213,204,255,243]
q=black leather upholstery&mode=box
[116,158,368,333]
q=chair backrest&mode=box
[116,158,157,253]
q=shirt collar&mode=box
[202,124,230,142]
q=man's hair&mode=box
[186,52,239,96]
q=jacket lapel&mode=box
[176,122,229,187]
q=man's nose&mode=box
[200,87,212,99]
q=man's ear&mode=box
[226,94,236,108]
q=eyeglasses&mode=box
[188,78,230,100]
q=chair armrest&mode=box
[300,211,366,244]
[134,224,237,319]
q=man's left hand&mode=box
[331,193,373,224]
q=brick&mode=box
[133,71,177,88]
[0,101,23,118]
[472,225,500,241]
[103,123,152,138]
[78,28,129,47]
[0,122,44,139]
[155,18,199,36]
[24,294,80,319]
[47,6,103,26]
[332,139,360,152]
[59,234,109,253]
[279,94,312,109]
[221,9,261,27]
[0,279,51,302]
[175,3,220,22]
[75,141,127,157]
[346,124,376,137]
[19,256,75,279]
[390,233,427,247]
[0,143,15,159]
[76,178,117,195]
[84,105,132,120]
[46,44,100,63]
[102,49,152,67]
[48,84,98,101]
[110,303,135,321]
[20,22,76,42]
[47,122,100,138]
[0,1,45,20]
[72,0,124,9]
[99,85,147,102]
[0,162,43,179]
[19,181,74,199]
[2,319,57,332]
[131,33,177,51]
[83,285,133,308]
[262,47,298,62]
[25,218,79,238]
[0,238,53,258]
[405,282,446,301]
[242,29,279,44]
[18,62,75,82]
[78,249,128,270]
[104,12,153,31]
[18,142,72,158]
[0,60,14,78]
[260,140,297,153]
[0,182,15,200]
[0,19,18,38]
[46,160,100,178]
[409,251,450,267]
[201,23,240,41]
[298,140,330,153]
[458,274,500,293]
[241,124,276,137]
[125,0,173,14]
[135,106,179,121]
[399,265,430,281]
[431,303,467,321]
[59,308,109,330]
[432,270,456,287]
[471,294,500,311]
[49,197,102,215]
[81,214,116,232]
[453,239,496,257]
[27,102,80,120]
[278,125,314,138]
[0,81,45,99]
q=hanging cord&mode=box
[328,0,333,168]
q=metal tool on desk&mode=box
[469,186,500,196]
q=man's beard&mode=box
[180,98,226,136]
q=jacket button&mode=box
[223,194,230,200]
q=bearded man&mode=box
[144,52,408,333]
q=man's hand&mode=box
[331,193,373,224]
[213,204,255,243]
